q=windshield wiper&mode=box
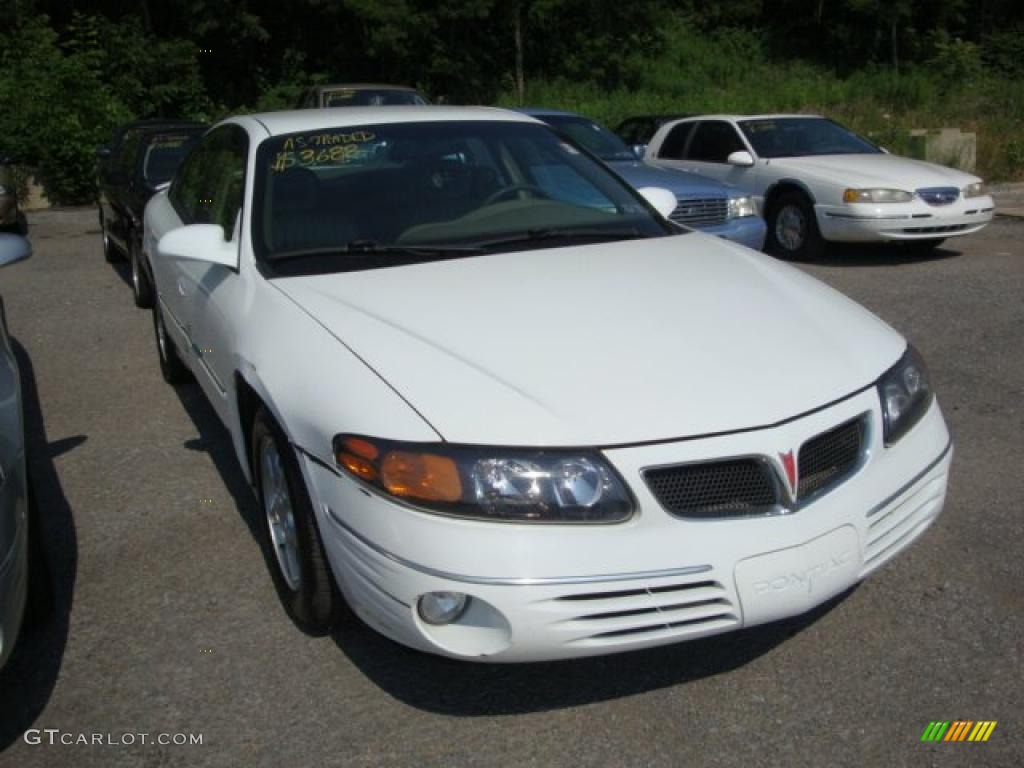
[268,240,486,264]
[477,227,646,251]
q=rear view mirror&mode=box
[158,224,238,269]
[724,151,757,167]
[727,151,755,167]
[96,146,112,160]
[637,186,678,219]
[632,144,647,159]
[0,234,32,269]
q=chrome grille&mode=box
[797,416,865,500]
[669,197,729,228]
[644,458,777,518]
[916,187,960,206]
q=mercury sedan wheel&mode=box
[250,407,340,633]
[768,191,824,261]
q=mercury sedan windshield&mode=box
[253,121,670,271]
[739,117,882,158]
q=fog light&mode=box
[418,592,469,625]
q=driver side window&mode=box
[169,126,248,239]
[684,122,746,163]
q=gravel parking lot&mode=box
[0,208,1020,768]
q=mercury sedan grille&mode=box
[916,187,960,206]
[644,458,777,518]
[669,197,729,228]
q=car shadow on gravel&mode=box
[331,585,858,715]
[812,242,961,267]
[0,342,80,751]
[170,382,262,541]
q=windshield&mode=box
[323,89,428,107]
[738,117,882,158]
[142,132,203,184]
[539,114,636,162]
[253,120,673,273]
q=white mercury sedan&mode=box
[645,114,995,260]
[144,107,952,662]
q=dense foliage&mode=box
[1,0,1022,203]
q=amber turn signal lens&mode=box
[380,451,462,502]
[342,436,379,460]
[337,451,377,481]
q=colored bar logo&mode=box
[921,721,997,742]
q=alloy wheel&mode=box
[259,436,302,591]
[775,204,806,252]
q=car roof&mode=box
[619,114,691,122]
[309,83,422,92]
[240,106,540,137]
[675,113,823,122]
[513,107,587,119]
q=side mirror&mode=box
[632,144,647,159]
[96,146,112,160]
[158,224,238,269]
[637,186,678,219]
[727,150,755,167]
[0,234,32,269]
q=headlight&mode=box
[963,181,987,198]
[843,188,913,204]
[333,435,635,523]
[727,195,756,218]
[876,345,934,445]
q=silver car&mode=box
[0,233,31,669]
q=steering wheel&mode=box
[483,184,551,206]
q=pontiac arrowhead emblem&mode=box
[779,450,798,497]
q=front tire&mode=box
[130,239,154,309]
[152,302,190,384]
[100,210,121,263]
[251,407,339,633]
[767,191,825,261]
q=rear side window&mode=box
[685,121,746,163]
[657,123,694,159]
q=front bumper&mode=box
[696,215,767,251]
[303,390,951,662]
[816,195,994,242]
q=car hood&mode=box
[768,153,980,188]
[274,234,904,446]
[608,160,734,198]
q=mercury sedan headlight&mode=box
[843,188,913,204]
[963,181,987,198]
[727,195,756,218]
[876,345,933,445]
[333,435,635,523]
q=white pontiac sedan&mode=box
[144,107,952,662]
[645,114,995,260]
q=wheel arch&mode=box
[764,179,817,212]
